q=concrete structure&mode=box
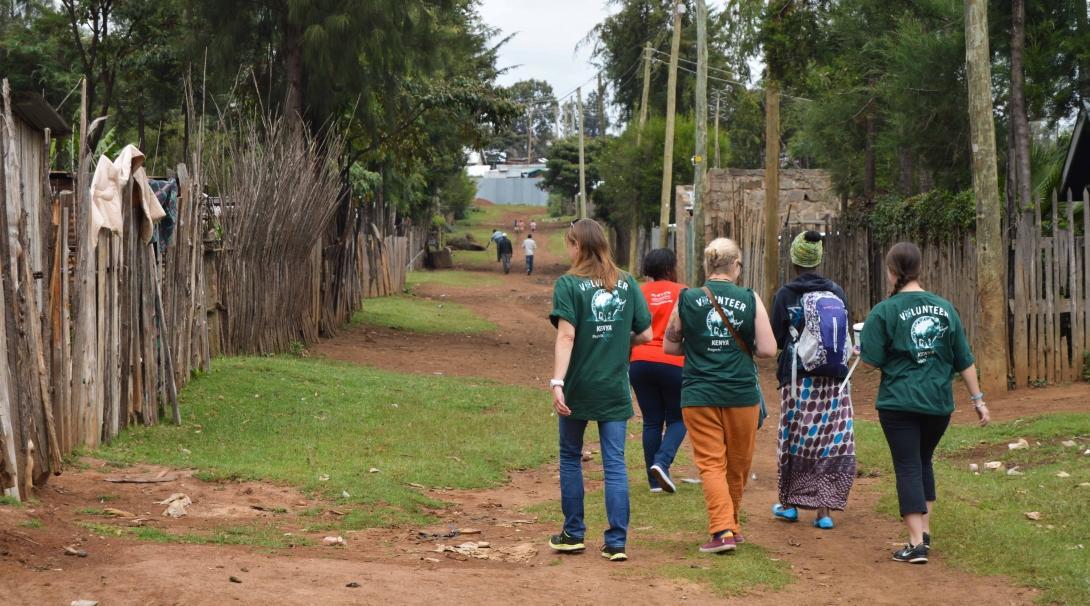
[702,168,841,233]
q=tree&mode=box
[583,89,610,138]
[59,0,156,147]
[1009,0,1031,223]
[489,79,557,160]
[588,0,734,122]
[539,136,606,202]
[964,0,1007,393]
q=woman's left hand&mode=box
[552,385,571,416]
[974,402,990,427]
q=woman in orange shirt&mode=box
[629,249,687,493]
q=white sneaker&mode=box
[650,464,676,493]
[650,487,663,494]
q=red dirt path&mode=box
[2,206,1085,605]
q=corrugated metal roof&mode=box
[10,92,72,136]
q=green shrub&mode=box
[847,189,976,244]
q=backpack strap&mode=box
[702,286,752,358]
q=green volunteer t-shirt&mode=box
[550,272,652,421]
[678,280,760,407]
[859,291,974,415]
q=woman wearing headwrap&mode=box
[768,231,856,529]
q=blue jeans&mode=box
[526,255,534,274]
[558,417,629,547]
[629,361,686,488]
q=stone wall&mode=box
[703,168,841,234]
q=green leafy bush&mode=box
[846,190,975,244]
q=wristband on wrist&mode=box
[549,379,564,388]
[969,392,984,402]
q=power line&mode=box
[651,56,812,102]
[650,47,743,86]
[522,29,673,112]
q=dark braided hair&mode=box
[886,242,922,295]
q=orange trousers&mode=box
[682,405,760,536]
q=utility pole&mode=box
[762,79,781,304]
[527,106,534,162]
[658,0,683,247]
[597,73,607,137]
[714,91,721,168]
[691,0,708,286]
[629,43,654,274]
[577,86,587,219]
[964,0,1008,394]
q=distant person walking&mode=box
[770,231,855,529]
[664,238,776,554]
[548,218,652,563]
[523,233,537,275]
[497,233,513,274]
[530,220,538,233]
[629,249,687,494]
[859,242,989,565]
[487,229,504,256]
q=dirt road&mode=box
[2,206,1082,605]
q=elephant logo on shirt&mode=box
[910,315,948,351]
[705,307,741,338]
[590,289,626,322]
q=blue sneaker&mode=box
[813,516,835,529]
[772,504,798,522]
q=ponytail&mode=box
[886,242,922,295]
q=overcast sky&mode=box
[479,0,613,100]
[478,1,735,106]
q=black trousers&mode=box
[878,409,951,516]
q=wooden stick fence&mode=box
[0,78,425,501]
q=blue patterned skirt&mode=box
[776,376,856,510]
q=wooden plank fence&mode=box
[688,187,1087,389]
[1010,192,1089,388]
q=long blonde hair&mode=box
[566,218,621,290]
[704,237,742,277]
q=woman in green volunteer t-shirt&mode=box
[859,242,990,565]
[547,219,653,563]
[663,237,777,554]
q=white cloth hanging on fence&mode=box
[90,156,123,238]
[89,144,167,246]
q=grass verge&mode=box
[78,521,308,549]
[406,269,500,290]
[352,294,495,334]
[856,413,1090,604]
[97,356,553,528]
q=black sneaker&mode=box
[892,543,929,564]
[601,545,628,562]
[548,531,585,553]
[922,532,931,548]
